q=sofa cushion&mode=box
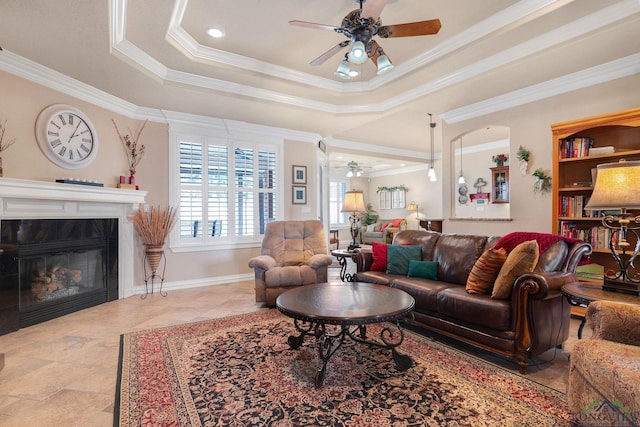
[534,240,568,272]
[390,278,451,313]
[433,234,489,285]
[380,222,390,231]
[466,247,507,294]
[408,260,438,280]
[370,242,388,271]
[366,224,376,232]
[393,230,441,261]
[437,287,512,331]
[492,240,539,300]
[387,245,422,275]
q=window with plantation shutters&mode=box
[330,180,349,226]
[170,127,282,250]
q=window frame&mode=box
[168,122,284,252]
[329,178,349,228]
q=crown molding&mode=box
[441,53,640,124]
[109,0,640,117]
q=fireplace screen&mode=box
[0,218,118,334]
[20,245,105,308]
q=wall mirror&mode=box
[451,126,511,219]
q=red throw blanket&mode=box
[494,232,590,264]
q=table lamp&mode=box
[341,190,366,251]
[584,160,640,295]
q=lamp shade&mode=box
[348,41,368,64]
[585,160,640,210]
[334,59,351,79]
[376,54,393,74]
[408,202,418,212]
[341,190,366,213]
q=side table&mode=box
[331,249,356,282]
[561,281,640,338]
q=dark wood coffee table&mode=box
[276,282,415,387]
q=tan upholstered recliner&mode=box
[248,220,333,306]
[568,301,640,425]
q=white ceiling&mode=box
[0,0,638,174]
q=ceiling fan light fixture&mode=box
[376,54,393,74]
[334,59,351,79]
[348,41,368,64]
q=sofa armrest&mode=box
[586,301,640,346]
[248,255,277,271]
[383,226,400,240]
[564,241,593,272]
[307,254,333,269]
[353,248,373,272]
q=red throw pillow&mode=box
[380,223,390,232]
[371,242,388,271]
[391,218,403,227]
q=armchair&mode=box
[248,220,333,306]
[568,301,640,424]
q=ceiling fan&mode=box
[289,0,441,78]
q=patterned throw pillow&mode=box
[386,245,422,275]
[465,248,507,294]
[370,242,388,271]
[492,240,540,300]
[366,224,376,232]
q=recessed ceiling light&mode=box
[348,70,359,77]
[206,27,225,38]
[400,163,406,167]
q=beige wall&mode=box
[2,69,638,289]
[441,74,640,236]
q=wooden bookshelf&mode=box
[551,108,640,280]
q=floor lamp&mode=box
[585,160,640,295]
[341,190,366,251]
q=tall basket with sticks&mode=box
[132,206,178,298]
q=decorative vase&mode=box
[0,156,3,177]
[129,173,135,185]
[144,244,164,276]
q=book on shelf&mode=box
[559,137,594,159]
[558,222,617,250]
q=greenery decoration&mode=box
[362,203,379,225]
[532,168,552,194]
[492,154,508,165]
[376,185,408,193]
[517,146,530,162]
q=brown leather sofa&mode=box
[353,230,592,373]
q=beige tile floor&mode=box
[0,268,582,426]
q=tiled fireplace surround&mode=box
[0,178,147,305]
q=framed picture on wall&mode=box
[292,186,307,204]
[292,165,307,184]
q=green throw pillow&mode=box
[386,245,422,275]
[407,260,438,280]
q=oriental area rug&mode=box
[115,310,572,426]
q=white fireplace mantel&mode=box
[0,178,147,298]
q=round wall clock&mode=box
[35,104,98,169]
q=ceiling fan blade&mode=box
[361,0,387,20]
[369,39,382,64]
[289,20,340,32]
[379,19,442,38]
[310,41,350,66]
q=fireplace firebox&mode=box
[0,218,118,335]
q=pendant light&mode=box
[428,113,437,182]
[458,137,466,184]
